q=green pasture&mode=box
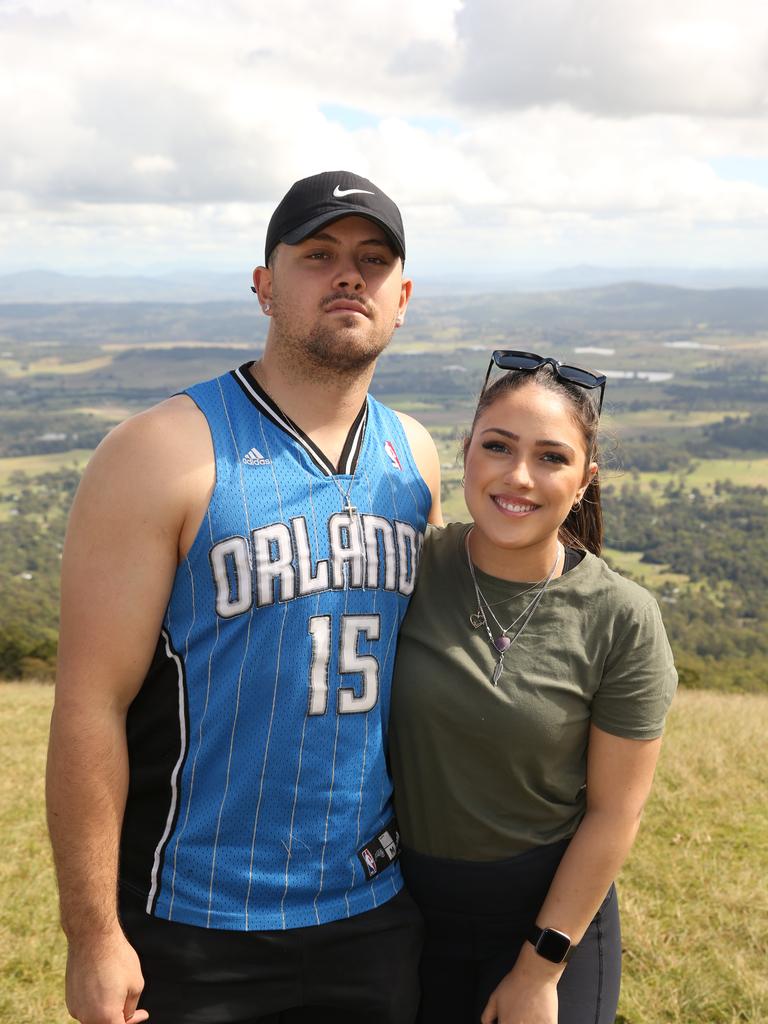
[102,341,254,351]
[603,548,692,590]
[626,457,768,495]
[608,409,749,431]
[0,451,92,489]
[73,404,132,422]
[1,685,765,1023]
[0,355,114,377]
[0,451,91,522]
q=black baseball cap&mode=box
[264,170,405,265]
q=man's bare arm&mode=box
[47,397,213,1023]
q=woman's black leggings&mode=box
[400,839,621,1024]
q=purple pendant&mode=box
[494,635,511,652]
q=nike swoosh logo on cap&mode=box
[333,186,375,198]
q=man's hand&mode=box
[65,929,149,1024]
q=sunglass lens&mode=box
[494,353,541,371]
[558,365,600,387]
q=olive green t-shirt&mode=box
[389,523,677,860]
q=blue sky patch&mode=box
[709,157,768,187]
[320,105,461,135]
[320,105,380,130]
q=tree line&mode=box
[0,468,766,692]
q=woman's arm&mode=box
[481,724,663,1024]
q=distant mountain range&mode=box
[3,266,768,303]
[3,281,768,340]
[0,270,255,303]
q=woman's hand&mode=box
[480,944,563,1024]
[480,968,559,1024]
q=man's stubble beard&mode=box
[273,313,397,382]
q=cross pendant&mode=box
[345,500,358,519]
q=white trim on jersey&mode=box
[244,414,289,929]
[380,611,403,899]
[167,560,198,918]
[232,364,368,478]
[341,408,367,476]
[234,365,332,475]
[146,630,188,914]
[168,511,220,920]
[244,597,289,929]
[314,710,345,921]
[205,378,259,925]
[345,464,378,908]
[280,472,323,924]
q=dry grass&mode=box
[0,684,64,1023]
[1,355,114,377]
[1,685,765,1023]
[617,690,768,1023]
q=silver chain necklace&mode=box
[468,565,559,626]
[465,531,562,685]
[328,472,358,520]
[329,474,364,591]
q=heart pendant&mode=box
[493,635,511,652]
[470,611,485,628]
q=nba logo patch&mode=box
[384,440,402,470]
[357,817,401,880]
[362,849,377,877]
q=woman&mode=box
[390,351,677,1024]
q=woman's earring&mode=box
[263,303,271,313]
[571,499,582,512]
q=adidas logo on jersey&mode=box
[242,447,271,466]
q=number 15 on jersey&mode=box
[307,614,381,715]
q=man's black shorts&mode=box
[119,886,423,1024]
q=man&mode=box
[47,170,441,1024]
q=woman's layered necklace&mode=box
[465,530,563,685]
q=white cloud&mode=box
[453,0,768,117]
[2,0,768,272]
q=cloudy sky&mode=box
[2,0,768,276]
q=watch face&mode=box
[537,928,571,963]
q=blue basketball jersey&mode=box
[119,364,431,930]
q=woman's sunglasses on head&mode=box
[482,350,607,415]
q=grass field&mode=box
[603,548,693,590]
[0,451,93,489]
[73,405,133,421]
[628,458,768,495]
[0,451,92,523]
[102,341,254,351]
[0,355,114,376]
[1,684,765,1023]
[608,410,749,430]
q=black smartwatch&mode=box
[528,924,574,964]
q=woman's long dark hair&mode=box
[467,365,603,555]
